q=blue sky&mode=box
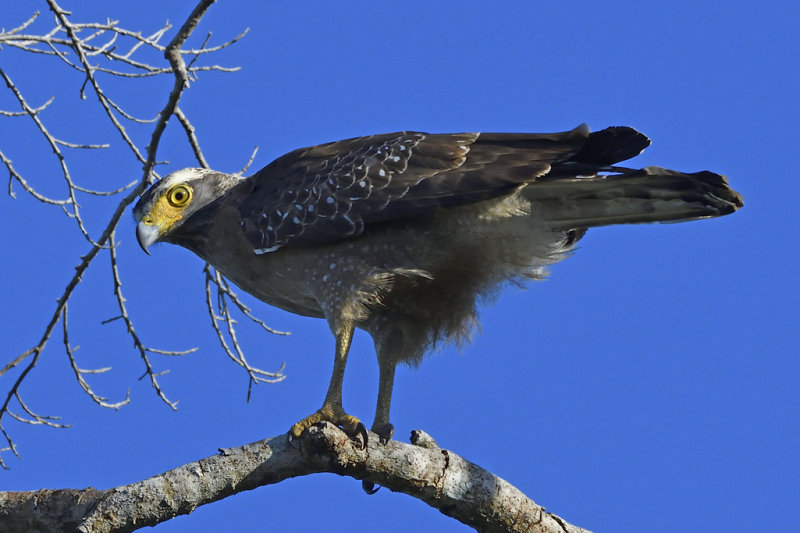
[1,2,798,532]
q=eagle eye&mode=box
[167,184,192,207]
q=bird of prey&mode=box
[134,125,742,447]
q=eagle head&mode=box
[133,168,239,253]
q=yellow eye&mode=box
[167,184,192,207]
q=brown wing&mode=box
[233,125,628,252]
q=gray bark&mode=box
[0,425,590,533]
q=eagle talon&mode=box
[289,408,367,449]
[355,421,368,450]
[371,422,394,445]
[362,480,380,495]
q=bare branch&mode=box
[121,22,171,60]
[63,305,131,410]
[71,179,138,197]
[183,27,249,55]
[2,21,173,72]
[234,146,259,177]
[0,65,97,242]
[0,95,54,117]
[0,348,47,468]
[144,347,198,357]
[2,148,71,204]
[53,139,109,149]
[6,393,68,429]
[107,232,183,410]
[174,106,209,168]
[46,0,149,164]
[1,0,233,464]
[203,265,286,399]
[0,4,243,209]
[0,425,591,533]
[2,11,41,37]
[214,273,289,337]
[104,96,159,124]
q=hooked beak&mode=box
[136,221,160,255]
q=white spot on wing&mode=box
[254,245,281,254]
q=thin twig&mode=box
[0,65,98,243]
[174,106,209,168]
[47,0,149,164]
[63,304,131,409]
[236,146,259,177]
[6,393,68,429]
[108,231,184,409]
[203,264,286,399]
[1,0,229,465]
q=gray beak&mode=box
[136,221,160,255]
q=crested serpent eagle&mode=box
[134,124,742,447]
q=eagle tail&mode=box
[526,166,744,229]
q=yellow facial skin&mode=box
[140,184,193,236]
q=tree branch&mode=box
[0,425,590,533]
[0,0,247,467]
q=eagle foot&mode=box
[371,422,395,445]
[289,407,368,449]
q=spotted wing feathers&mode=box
[235,127,591,251]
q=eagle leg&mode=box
[289,325,368,449]
[361,355,398,495]
[371,359,397,445]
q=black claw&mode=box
[381,423,394,444]
[355,421,369,450]
[372,422,395,445]
[362,480,380,495]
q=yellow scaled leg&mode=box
[289,325,368,448]
[371,358,397,444]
